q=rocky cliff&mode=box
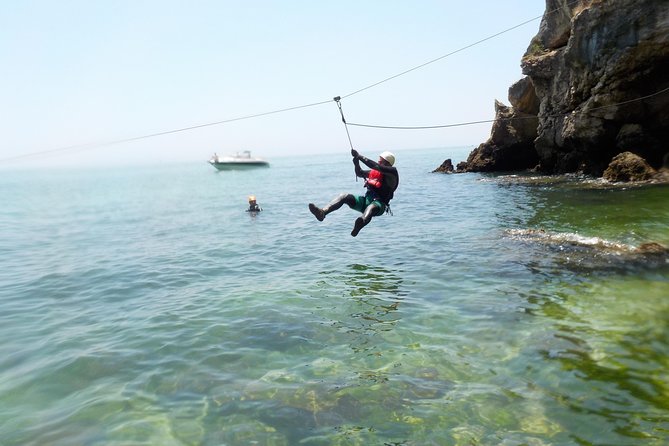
[454,0,669,177]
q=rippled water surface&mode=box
[1,148,668,445]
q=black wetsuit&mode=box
[354,155,399,206]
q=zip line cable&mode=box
[344,85,669,130]
[341,17,543,100]
[0,0,582,164]
[339,0,581,99]
[330,1,576,149]
[1,99,332,163]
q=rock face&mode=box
[456,98,539,172]
[454,0,669,177]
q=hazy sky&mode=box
[1,0,546,168]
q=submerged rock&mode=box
[638,242,669,255]
[506,229,669,272]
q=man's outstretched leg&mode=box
[351,203,379,237]
[309,194,355,222]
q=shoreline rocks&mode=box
[439,0,669,182]
[432,158,454,173]
[506,228,669,271]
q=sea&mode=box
[1,147,668,446]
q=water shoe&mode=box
[351,217,364,237]
[308,203,325,221]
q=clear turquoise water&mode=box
[1,148,668,445]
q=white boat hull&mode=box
[208,151,269,170]
[209,160,270,170]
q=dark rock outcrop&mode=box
[432,158,454,173]
[456,99,539,172]
[450,0,669,178]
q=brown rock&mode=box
[456,101,538,172]
[535,0,574,50]
[433,159,454,173]
[508,77,540,115]
[602,151,656,182]
[637,242,669,255]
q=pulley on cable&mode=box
[333,96,355,151]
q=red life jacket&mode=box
[365,169,383,189]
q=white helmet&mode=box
[379,151,396,166]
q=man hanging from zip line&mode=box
[308,148,399,237]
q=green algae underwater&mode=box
[0,148,667,445]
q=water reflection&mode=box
[324,263,406,357]
[342,263,405,296]
[517,281,669,444]
[210,264,411,444]
[487,173,669,442]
